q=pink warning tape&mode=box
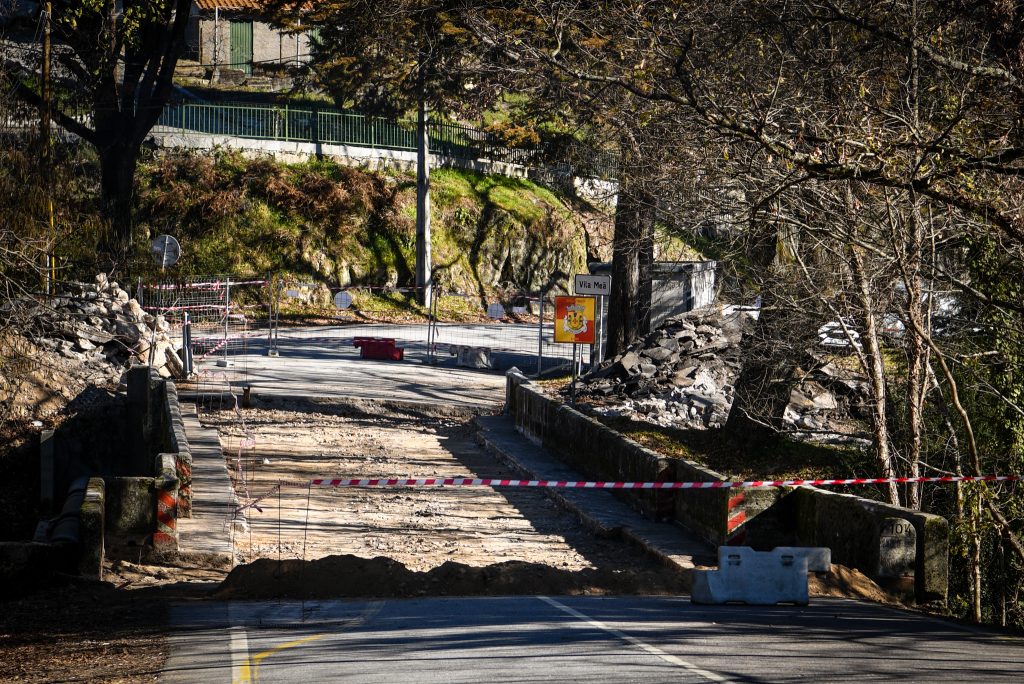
[308,475,1020,489]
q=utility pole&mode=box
[415,82,432,308]
[40,1,54,295]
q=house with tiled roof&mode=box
[186,1,314,77]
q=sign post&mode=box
[573,274,611,364]
[554,295,596,404]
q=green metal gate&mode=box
[229,20,253,75]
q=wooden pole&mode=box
[41,1,54,294]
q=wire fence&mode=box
[138,273,594,379]
[137,274,270,371]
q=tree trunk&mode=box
[723,291,792,447]
[903,198,927,510]
[849,243,900,506]
[415,94,432,307]
[98,141,139,260]
[970,494,983,623]
[606,183,655,357]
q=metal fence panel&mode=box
[153,101,618,179]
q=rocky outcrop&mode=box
[578,307,870,440]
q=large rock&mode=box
[618,351,640,373]
[642,347,675,363]
[789,381,838,411]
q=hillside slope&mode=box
[135,151,610,297]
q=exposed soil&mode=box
[204,397,675,582]
[0,352,911,683]
[202,397,900,605]
[0,558,226,684]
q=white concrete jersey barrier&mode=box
[449,344,493,369]
[691,546,831,606]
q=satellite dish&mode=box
[334,290,353,309]
[151,235,181,268]
[486,303,505,319]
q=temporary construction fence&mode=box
[137,274,272,372]
[274,284,591,375]
[137,273,595,378]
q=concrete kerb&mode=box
[474,416,621,539]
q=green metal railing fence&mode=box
[155,101,617,179]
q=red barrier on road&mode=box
[353,337,404,361]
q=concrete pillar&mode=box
[153,454,179,552]
[126,366,152,474]
[39,429,55,515]
[79,477,105,580]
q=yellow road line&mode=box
[234,633,326,684]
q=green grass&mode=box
[431,168,573,226]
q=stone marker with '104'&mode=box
[877,517,917,577]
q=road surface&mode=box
[161,595,1024,682]
[191,322,585,409]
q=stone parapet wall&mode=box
[507,369,730,533]
[505,369,948,602]
[790,487,948,602]
[126,367,192,516]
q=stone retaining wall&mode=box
[506,370,948,602]
[126,366,192,518]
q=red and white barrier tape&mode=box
[308,475,1020,489]
[146,304,229,312]
[147,279,267,290]
[194,338,229,362]
[236,483,280,515]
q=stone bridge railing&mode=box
[505,369,948,603]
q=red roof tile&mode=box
[193,0,312,10]
[194,1,263,10]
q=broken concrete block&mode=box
[453,345,493,369]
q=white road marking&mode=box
[229,626,250,684]
[538,596,728,682]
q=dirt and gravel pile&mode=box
[217,554,692,600]
[578,308,871,440]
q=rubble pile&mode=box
[579,308,869,439]
[26,273,184,382]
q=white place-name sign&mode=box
[574,274,612,297]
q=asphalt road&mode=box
[195,324,511,409]
[194,321,598,408]
[161,595,1024,683]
